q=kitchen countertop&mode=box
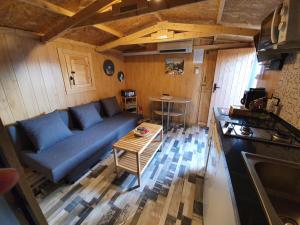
[213,107,300,225]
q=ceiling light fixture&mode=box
[157,35,168,39]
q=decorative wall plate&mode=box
[103,59,114,76]
[118,71,125,82]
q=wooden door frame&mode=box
[196,50,218,127]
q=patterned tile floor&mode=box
[34,126,207,225]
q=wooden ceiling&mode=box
[221,0,282,28]
[0,0,282,52]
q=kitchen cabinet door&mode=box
[203,120,240,225]
[58,48,96,94]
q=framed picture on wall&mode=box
[165,58,184,75]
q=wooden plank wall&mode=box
[0,32,125,125]
[197,51,217,126]
[207,48,256,125]
[124,52,216,125]
[211,48,256,107]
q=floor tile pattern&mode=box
[32,126,207,225]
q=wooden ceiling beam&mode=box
[127,32,211,45]
[41,0,116,42]
[154,12,164,22]
[18,0,124,38]
[217,0,226,24]
[97,0,122,13]
[93,24,124,38]
[214,0,226,41]
[163,22,259,36]
[18,0,74,16]
[95,22,258,52]
[75,0,203,27]
[18,0,121,16]
[194,42,253,50]
[96,23,163,52]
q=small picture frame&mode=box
[165,58,184,75]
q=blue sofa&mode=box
[7,101,140,183]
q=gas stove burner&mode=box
[280,216,298,225]
[272,129,291,143]
[220,120,300,148]
[240,126,252,136]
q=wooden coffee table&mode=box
[112,122,163,186]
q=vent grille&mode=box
[159,49,188,53]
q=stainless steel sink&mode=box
[242,152,300,225]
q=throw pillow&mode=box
[101,97,122,117]
[70,103,103,130]
[18,111,73,152]
[92,101,104,117]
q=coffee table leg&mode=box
[137,153,141,187]
[113,148,119,177]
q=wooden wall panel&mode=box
[212,48,255,107]
[5,35,40,117]
[207,48,256,125]
[0,33,125,125]
[197,51,217,126]
[0,35,28,121]
[124,53,204,125]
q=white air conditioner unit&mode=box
[123,40,194,56]
[157,40,193,54]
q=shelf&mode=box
[125,104,137,108]
[154,110,183,117]
[117,141,162,174]
[122,95,137,114]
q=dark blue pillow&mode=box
[70,103,103,130]
[101,97,122,117]
[92,101,104,117]
[56,110,75,129]
[18,112,73,152]
[7,124,34,152]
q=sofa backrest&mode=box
[6,101,105,151]
[7,109,74,152]
[93,101,104,117]
[7,123,34,152]
[6,101,104,152]
[58,110,74,129]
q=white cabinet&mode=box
[203,116,240,225]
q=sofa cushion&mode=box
[101,97,121,117]
[7,124,34,152]
[8,110,73,152]
[70,103,103,130]
[18,112,73,152]
[57,110,75,129]
[93,101,104,117]
[19,112,140,182]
